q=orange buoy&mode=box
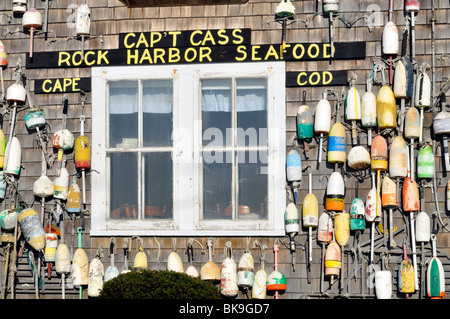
[402,177,419,212]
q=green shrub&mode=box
[99,270,221,299]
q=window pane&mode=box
[202,151,232,220]
[237,151,268,220]
[143,152,173,219]
[109,152,138,219]
[143,80,173,147]
[108,81,138,148]
[236,78,267,147]
[201,79,232,147]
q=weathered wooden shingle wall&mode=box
[0,0,449,299]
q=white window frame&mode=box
[90,62,286,236]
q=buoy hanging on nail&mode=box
[361,83,377,146]
[433,110,450,171]
[348,146,371,170]
[220,241,238,298]
[325,171,345,212]
[375,270,392,299]
[23,7,42,59]
[4,136,21,176]
[325,241,341,284]
[376,85,397,130]
[327,122,346,164]
[389,136,408,179]
[12,0,27,14]
[76,4,91,61]
[18,208,46,251]
[335,212,350,247]
[314,95,332,162]
[417,144,434,179]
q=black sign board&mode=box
[34,77,91,94]
[286,70,348,87]
[26,42,366,69]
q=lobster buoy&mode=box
[325,241,341,283]
[88,256,104,298]
[315,96,332,162]
[201,238,221,282]
[348,146,371,170]
[53,166,70,200]
[4,136,21,176]
[375,270,392,299]
[266,244,286,297]
[335,212,350,246]
[417,144,434,179]
[433,111,450,171]
[297,91,314,141]
[323,0,339,13]
[220,242,238,298]
[416,211,431,243]
[67,178,82,214]
[427,256,445,299]
[0,209,17,230]
[275,0,295,18]
[23,7,42,59]
[33,174,54,198]
[405,0,420,12]
[318,212,333,243]
[237,250,255,289]
[18,208,45,251]
[326,172,345,212]
[303,193,318,228]
[52,129,74,170]
[75,135,91,170]
[415,72,431,109]
[167,251,184,273]
[12,0,27,14]
[376,85,397,130]
[327,122,346,163]
[286,149,301,181]
[389,136,408,179]
[402,177,420,212]
[55,243,71,274]
[252,261,267,299]
[398,244,415,294]
[382,21,399,55]
[76,4,91,35]
[405,107,421,140]
[44,232,58,263]
[365,184,377,223]
[134,247,148,270]
[382,175,398,208]
[6,82,26,103]
[361,88,377,145]
[0,129,5,169]
[24,108,45,131]
[285,202,299,236]
[371,135,388,172]
[394,56,414,99]
[350,198,366,232]
[72,248,89,287]
[345,85,361,145]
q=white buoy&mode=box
[88,256,104,298]
[375,270,392,299]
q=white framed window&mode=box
[90,62,286,236]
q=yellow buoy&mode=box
[72,248,89,287]
[376,85,396,129]
[18,208,45,251]
[134,246,148,270]
[335,212,350,247]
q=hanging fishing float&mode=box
[53,100,74,175]
[12,0,27,14]
[67,176,82,215]
[105,238,119,282]
[394,32,414,134]
[402,177,420,291]
[327,122,346,164]
[167,239,184,273]
[376,85,397,130]
[361,80,377,146]
[252,243,267,299]
[0,41,7,103]
[433,110,450,171]
[383,0,399,84]
[314,93,332,162]
[284,202,299,270]
[398,243,415,295]
[72,227,89,298]
[24,108,47,157]
[382,174,398,248]
[18,208,46,252]
[415,65,431,143]
[427,234,445,299]
[405,106,420,180]
[133,243,148,270]
[326,171,345,212]
[348,146,371,170]
[296,90,313,151]
[323,0,339,58]
[324,241,341,284]
[55,243,71,298]
[266,243,286,299]
[76,3,91,61]
[75,94,90,206]
[220,241,238,298]
[286,149,302,203]
[237,239,255,290]
[375,269,392,299]
[335,211,350,247]
[417,144,434,179]
[303,171,318,281]
[88,251,104,298]
[275,0,295,53]
[389,136,408,180]
[201,237,220,282]
[345,77,362,145]
[4,136,21,176]
[23,7,42,59]
[405,0,419,60]
[350,189,366,234]
[371,135,388,222]
[44,231,58,278]
[318,212,332,293]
